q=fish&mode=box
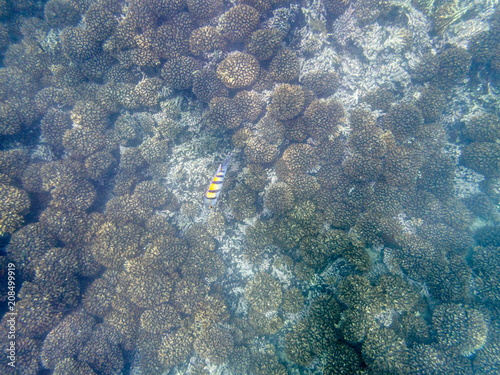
[204,152,232,209]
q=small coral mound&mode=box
[158,327,193,370]
[434,47,471,87]
[463,113,500,142]
[432,303,488,356]
[244,272,283,314]
[217,5,260,42]
[244,136,279,164]
[246,28,283,61]
[192,69,228,103]
[204,97,243,130]
[0,184,31,235]
[216,52,260,89]
[234,90,264,122]
[264,182,294,216]
[189,26,226,56]
[281,143,318,174]
[415,85,445,123]
[461,142,500,177]
[41,310,96,369]
[161,56,201,90]
[194,325,234,363]
[304,98,345,141]
[269,48,300,82]
[301,69,340,97]
[384,102,424,141]
[268,84,306,120]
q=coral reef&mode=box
[1,1,498,374]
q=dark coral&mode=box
[269,48,300,83]
[228,183,257,220]
[158,327,193,370]
[186,0,223,22]
[194,325,234,363]
[384,102,424,141]
[362,87,395,112]
[268,84,306,120]
[61,27,100,62]
[63,127,107,159]
[84,151,116,180]
[44,0,81,29]
[255,115,285,145]
[134,180,169,209]
[304,98,345,141]
[245,272,283,313]
[432,303,488,356]
[161,56,201,90]
[135,77,162,107]
[362,328,409,374]
[84,1,118,42]
[189,26,226,56]
[0,101,22,135]
[0,183,30,235]
[434,47,471,87]
[40,108,72,149]
[217,4,260,42]
[461,141,500,177]
[78,325,124,374]
[463,113,500,142]
[90,221,145,268]
[264,182,294,216]
[416,85,446,123]
[301,69,340,97]
[193,69,228,103]
[246,28,283,61]
[41,310,96,369]
[281,143,318,174]
[244,136,278,164]
[204,97,243,130]
[234,90,264,122]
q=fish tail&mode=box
[222,152,232,170]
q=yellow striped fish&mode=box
[204,152,232,209]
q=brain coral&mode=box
[61,27,99,61]
[216,52,260,89]
[461,141,500,177]
[281,143,318,174]
[245,136,278,164]
[463,113,500,142]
